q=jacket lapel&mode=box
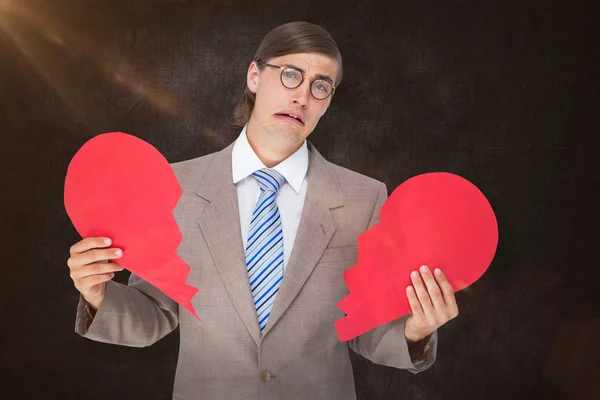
[262,143,344,337]
[195,143,262,346]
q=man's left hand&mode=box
[404,265,459,342]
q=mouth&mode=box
[274,112,305,126]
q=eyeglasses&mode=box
[256,59,336,100]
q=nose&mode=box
[290,78,312,106]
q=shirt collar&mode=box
[231,124,308,194]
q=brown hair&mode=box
[229,21,343,127]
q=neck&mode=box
[246,119,303,168]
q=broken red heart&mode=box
[64,132,199,320]
[335,172,498,341]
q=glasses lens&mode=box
[311,80,333,100]
[281,68,303,89]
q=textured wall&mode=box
[1,0,598,399]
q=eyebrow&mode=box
[284,64,335,85]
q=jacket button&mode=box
[260,370,271,382]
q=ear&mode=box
[247,61,260,94]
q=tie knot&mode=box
[253,169,285,193]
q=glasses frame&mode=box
[256,59,336,100]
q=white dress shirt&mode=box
[232,124,308,273]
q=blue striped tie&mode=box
[246,168,286,332]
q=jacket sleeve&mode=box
[74,273,178,348]
[347,181,438,373]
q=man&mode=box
[67,21,458,400]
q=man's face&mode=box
[247,52,339,147]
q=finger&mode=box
[406,285,424,317]
[419,265,446,311]
[78,273,115,293]
[411,269,434,315]
[70,237,113,255]
[68,248,123,269]
[433,268,459,317]
[71,261,124,280]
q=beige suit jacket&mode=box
[75,141,438,400]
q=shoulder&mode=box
[169,149,221,190]
[310,145,388,231]
[327,161,385,192]
[310,142,386,196]
[170,151,217,173]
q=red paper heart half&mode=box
[64,132,199,320]
[335,172,498,341]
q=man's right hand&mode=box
[67,237,124,310]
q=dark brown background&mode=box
[1,0,598,399]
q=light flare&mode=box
[0,1,179,124]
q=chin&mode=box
[276,130,304,145]
[259,117,310,145]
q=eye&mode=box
[314,81,329,92]
[283,70,299,79]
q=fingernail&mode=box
[420,265,429,273]
[114,249,122,257]
[411,271,419,279]
[110,273,115,278]
[104,238,111,245]
[407,286,414,292]
[434,268,442,276]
